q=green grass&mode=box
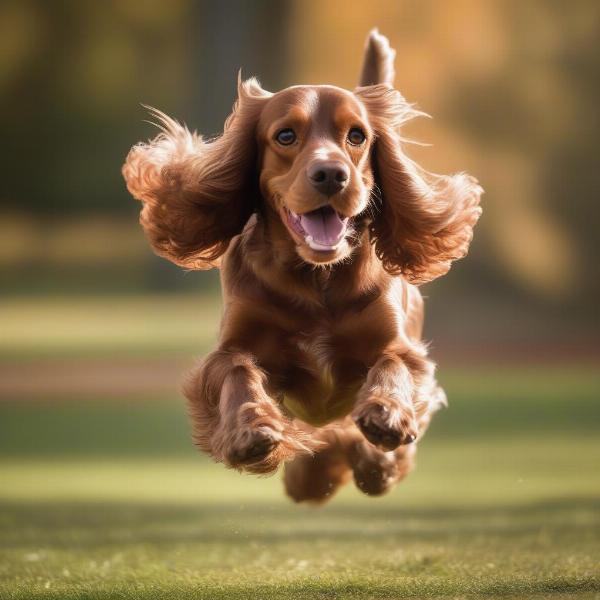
[0,295,221,360]
[1,368,599,599]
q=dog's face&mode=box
[123,76,481,283]
[257,86,374,265]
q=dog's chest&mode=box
[279,286,407,425]
[282,323,364,425]
[296,329,335,388]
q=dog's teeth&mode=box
[305,235,339,252]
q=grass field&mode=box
[0,296,599,599]
[0,295,222,360]
[1,370,599,599]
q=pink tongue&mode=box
[299,208,346,246]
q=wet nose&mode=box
[307,161,349,196]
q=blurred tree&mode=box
[189,0,290,132]
[0,0,597,329]
[0,0,289,216]
[286,0,600,318]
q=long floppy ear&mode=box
[355,85,483,284]
[122,76,271,269]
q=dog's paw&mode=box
[212,400,318,475]
[352,440,416,496]
[353,401,418,451]
[226,426,280,471]
[353,445,399,496]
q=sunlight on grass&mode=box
[0,294,221,359]
[1,437,599,507]
[0,295,598,598]
[1,433,599,599]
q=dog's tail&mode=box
[358,28,396,87]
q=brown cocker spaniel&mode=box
[123,30,482,503]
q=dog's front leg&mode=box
[351,350,421,451]
[185,350,313,474]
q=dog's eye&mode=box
[347,127,366,146]
[275,128,296,146]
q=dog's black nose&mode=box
[307,161,349,196]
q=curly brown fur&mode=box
[122,30,482,502]
[355,84,482,283]
[122,77,270,269]
[185,350,317,474]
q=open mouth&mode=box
[285,206,350,252]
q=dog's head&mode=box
[123,31,482,283]
[257,84,374,265]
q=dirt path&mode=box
[0,357,193,399]
[1,343,598,400]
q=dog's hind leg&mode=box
[349,439,416,497]
[283,414,428,502]
[283,425,354,504]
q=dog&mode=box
[122,30,482,503]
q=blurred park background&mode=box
[0,1,599,598]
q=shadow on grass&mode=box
[8,576,600,600]
[1,496,598,550]
[2,498,599,599]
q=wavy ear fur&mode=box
[355,85,483,284]
[122,77,271,269]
